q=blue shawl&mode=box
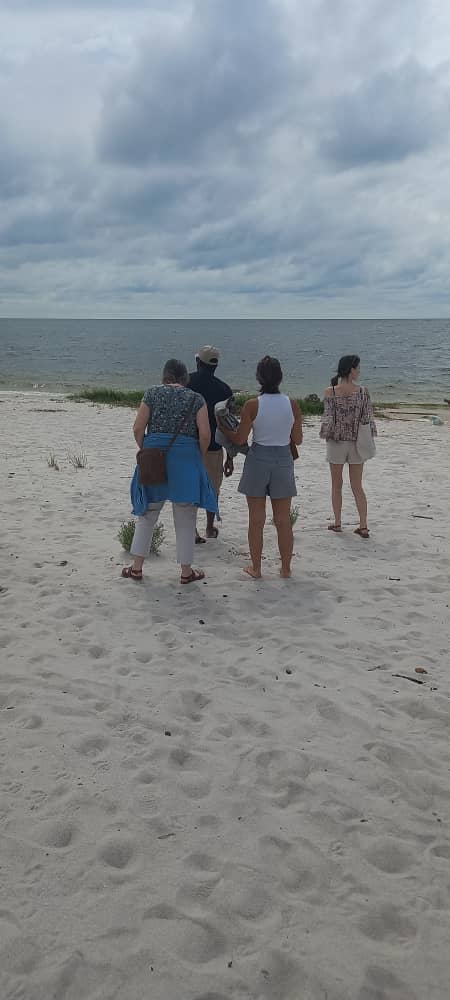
[130,432,220,517]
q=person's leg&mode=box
[195,511,206,545]
[245,497,266,578]
[205,450,223,538]
[271,497,294,577]
[123,503,164,577]
[349,463,368,532]
[172,503,204,580]
[329,464,344,529]
[206,510,217,537]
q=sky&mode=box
[1,0,450,318]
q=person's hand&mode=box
[224,457,234,477]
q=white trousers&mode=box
[131,502,197,566]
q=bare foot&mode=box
[243,565,261,579]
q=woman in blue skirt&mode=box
[122,359,218,584]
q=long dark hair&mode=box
[256,355,283,394]
[162,358,188,385]
[331,354,360,387]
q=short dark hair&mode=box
[256,355,283,394]
[331,354,360,387]
[162,358,188,386]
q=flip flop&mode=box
[354,528,370,539]
[328,524,342,532]
[180,569,205,584]
[121,565,143,580]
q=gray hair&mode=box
[162,358,188,385]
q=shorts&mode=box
[238,443,297,499]
[326,440,363,464]
[203,449,224,495]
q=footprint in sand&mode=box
[359,964,417,1000]
[42,820,76,849]
[365,838,416,874]
[143,903,225,964]
[97,835,135,870]
[359,903,417,944]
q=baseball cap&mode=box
[196,345,220,365]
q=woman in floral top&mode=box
[320,354,377,538]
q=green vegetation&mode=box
[47,452,60,470]
[118,519,165,555]
[71,388,143,407]
[68,449,88,469]
[72,386,325,414]
[290,504,300,526]
[233,392,324,415]
[72,387,444,417]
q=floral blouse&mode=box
[143,385,205,438]
[319,388,377,442]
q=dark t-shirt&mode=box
[188,368,232,451]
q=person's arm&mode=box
[218,398,257,445]
[319,391,334,440]
[290,399,303,445]
[361,387,377,436]
[133,402,150,449]
[196,404,211,456]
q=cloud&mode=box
[321,59,450,167]
[1,0,450,316]
[98,0,293,166]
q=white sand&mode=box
[1,392,449,1000]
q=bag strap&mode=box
[165,394,197,454]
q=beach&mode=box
[1,391,450,1000]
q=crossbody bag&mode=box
[136,395,196,486]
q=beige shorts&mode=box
[326,440,363,465]
[203,449,224,494]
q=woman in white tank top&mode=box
[218,356,303,579]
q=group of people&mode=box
[121,346,377,584]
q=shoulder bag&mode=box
[356,388,376,461]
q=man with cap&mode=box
[189,345,233,541]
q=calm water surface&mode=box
[1,318,449,401]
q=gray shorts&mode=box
[238,443,297,499]
[326,439,363,464]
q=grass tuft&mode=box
[290,504,300,526]
[71,388,143,407]
[118,519,165,555]
[271,503,300,528]
[68,450,88,469]
[47,453,60,470]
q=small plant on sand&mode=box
[47,453,60,470]
[271,504,300,528]
[118,519,165,555]
[68,449,88,469]
[290,504,300,526]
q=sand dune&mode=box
[1,392,449,999]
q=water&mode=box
[1,317,449,402]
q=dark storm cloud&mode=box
[321,60,449,168]
[1,0,450,314]
[98,0,293,166]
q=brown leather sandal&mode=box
[180,569,205,584]
[354,528,370,539]
[121,565,143,580]
[328,524,342,532]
